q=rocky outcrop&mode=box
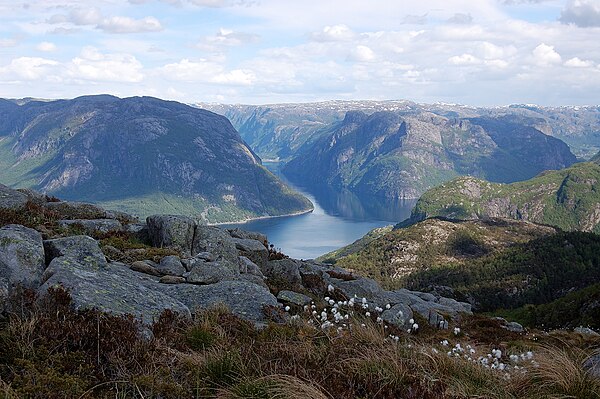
[0,224,45,289]
[58,219,123,235]
[147,215,196,255]
[0,184,28,210]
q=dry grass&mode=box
[1,288,599,399]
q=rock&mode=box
[0,224,46,289]
[231,238,269,268]
[104,210,139,224]
[575,326,600,336]
[0,279,8,313]
[146,215,196,255]
[44,201,107,220]
[159,275,186,284]
[130,261,162,277]
[413,291,437,302]
[0,184,28,210]
[102,245,124,261]
[160,280,278,323]
[192,226,238,263]
[238,256,263,276]
[43,235,107,269]
[186,260,238,285]
[39,257,190,323]
[240,274,268,289]
[262,259,303,287]
[122,223,150,243]
[58,219,122,235]
[332,277,385,303]
[584,354,600,379]
[381,303,413,329]
[16,188,47,205]
[277,290,312,306]
[157,255,185,276]
[505,321,524,333]
[228,228,267,244]
[437,296,472,313]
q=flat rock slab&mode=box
[277,290,312,306]
[192,226,238,263]
[0,224,45,289]
[0,184,28,210]
[231,238,268,268]
[186,260,238,284]
[39,257,190,323]
[160,280,278,323]
[43,235,107,269]
[58,219,123,235]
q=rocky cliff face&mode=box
[282,111,577,199]
[408,162,600,233]
[0,96,312,223]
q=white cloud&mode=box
[348,45,376,62]
[98,16,163,34]
[448,53,480,65]
[532,43,562,65]
[447,13,474,24]
[67,47,144,82]
[37,41,57,52]
[311,24,355,42]
[560,0,600,28]
[0,57,59,81]
[565,56,593,67]
[0,38,19,48]
[159,58,255,85]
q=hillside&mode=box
[283,111,576,199]
[0,96,312,223]
[408,161,600,232]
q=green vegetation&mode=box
[409,162,600,232]
[1,287,599,398]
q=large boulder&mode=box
[43,235,107,269]
[332,277,386,303]
[146,215,196,255]
[44,201,107,220]
[192,226,238,263]
[228,228,267,244]
[157,255,186,276]
[381,303,414,330]
[186,260,238,284]
[160,280,278,323]
[262,259,303,287]
[58,219,122,235]
[0,184,28,210]
[0,224,46,289]
[231,238,269,268]
[39,257,190,323]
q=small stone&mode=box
[130,261,161,277]
[159,275,186,284]
[277,290,312,306]
[157,255,185,276]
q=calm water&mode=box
[224,163,416,259]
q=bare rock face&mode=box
[0,224,45,289]
[58,219,122,235]
[146,215,196,255]
[0,184,28,210]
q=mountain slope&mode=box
[408,162,600,232]
[0,95,312,223]
[283,111,577,199]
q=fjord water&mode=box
[224,162,416,259]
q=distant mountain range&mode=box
[0,95,312,223]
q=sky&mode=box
[0,0,599,105]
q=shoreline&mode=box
[207,207,314,226]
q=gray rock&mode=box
[505,321,524,333]
[381,303,413,329]
[58,219,123,235]
[122,223,150,243]
[159,275,186,284]
[0,279,8,313]
[43,235,107,269]
[186,260,238,284]
[130,261,162,277]
[0,184,28,210]
[104,210,139,224]
[240,274,268,289]
[238,256,263,276]
[44,201,107,220]
[575,326,600,336]
[332,277,385,303]
[39,257,190,323]
[277,290,312,306]
[192,226,238,263]
[437,296,472,313]
[413,291,437,302]
[0,224,46,289]
[584,354,600,379]
[17,188,47,205]
[231,238,269,268]
[157,255,185,276]
[262,259,303,287]
[146,215,196,255]
[160,280,277,323]
[228,228,267,244]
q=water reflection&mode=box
[224,162,416,259]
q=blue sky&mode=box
[0,0,599,105]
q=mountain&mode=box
[202,101,600,160]
[282,111,577,199]
[0,95,312,223]
[407,161,600,232]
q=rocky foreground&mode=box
[0,182,475,333]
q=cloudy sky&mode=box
[0,0,599,105]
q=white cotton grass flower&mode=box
[453,327,461,335]
[441,340,449,346]
[409,318,414,325]
[412,323,419,331]
[385,304,391,309]
[284,306,290,312]
[327,284,334,293]
[362,297,367,304]
[365,311,371,317]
